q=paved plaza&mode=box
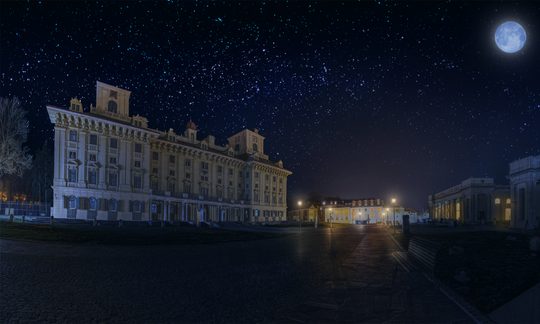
[1,225,472,323]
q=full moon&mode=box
[495,21,526,53]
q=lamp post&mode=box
[297,200,303,229]
[329,207,333,229]
[391,198,397,234]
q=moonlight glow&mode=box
[495,21,527,53]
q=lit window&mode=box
[506,198,511,204]
[495,198,501,205]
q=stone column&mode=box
[98,134,108,189]
[77,131,87,187]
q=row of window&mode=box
[67,167,142,188]
[66,196,144,213]
[68,130,144,153]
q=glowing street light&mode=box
[391,197,397,233]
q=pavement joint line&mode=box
[387,228,492,324]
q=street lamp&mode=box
[297,200,303,228]
[391,197,397,233]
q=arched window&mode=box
[69,196,77,209]
[252,143,258,152]
[107,100,118,113]
[89,197,97,210]
[109,199,117,212]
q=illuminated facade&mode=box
[47,81,291,223]
[509,155,540,229]
[428,178,510,224]
[320,198,417,224]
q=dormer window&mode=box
[107,100,118,113]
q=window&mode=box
[69,130,77,142]
[88,169,97,185]
[183,182,191,193]
[89,134,98,145]
[152,167,158,174]
[89,197,97,210]
[134,160,141,168]
[109,90,118,99]
[201,161,209,170]
[185,159,191,167]
[134,143,142,153]
[167,182,175,194]
[150,177,158,191]
[109,156,117,165]
[234,144,240,152]
[255,172,259,179]
[109,199,118,212]
[133,201,141,213]
[506,198,511,205]
[169,170,175,177]
[110,138,118,149]
[495,198,501,204]
[228,168,233,176]
[68,167,77,183]
[200,186,209,196]
[89,153,97,162]
[68,151,77,160]
[217,165,223,174]
[107,100,118,113]
[253,143,258,152]
[152,152,159,161]
[133,175,142,189]
[69,196,77,209]
[108,172,118,186]
[169,155,175,164]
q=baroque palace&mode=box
[47,81,291,223]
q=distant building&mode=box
[428,178,510,224]
[509,155,540,229]
[47,81,291,223]
[318,198,418,224]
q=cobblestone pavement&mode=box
[1,225,471,323]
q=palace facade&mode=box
[47,81,291,223]
[509,155,540,229]
[428,178,511,224]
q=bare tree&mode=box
[0,97,32,177]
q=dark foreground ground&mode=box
[0,225,472,323]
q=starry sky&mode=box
[1,1,539,210]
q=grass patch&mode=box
[0,222,287,245]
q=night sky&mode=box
[1,1,539,210]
